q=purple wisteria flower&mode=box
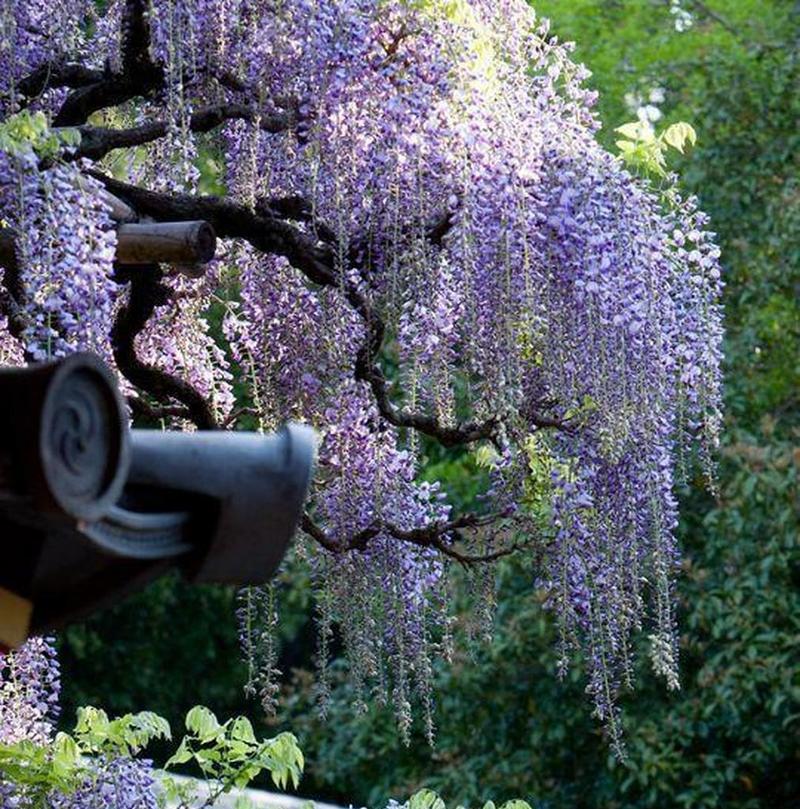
[0,0,725,747]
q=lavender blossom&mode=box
[0,0,725,748]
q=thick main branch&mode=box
[73,105,295,161]
[89,173,511,444]
[87,172,337,286]
[17,63,105,101]
[87,173,569,449]
[54,0,163,126]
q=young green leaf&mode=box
[409,789,447,809]
[662,121,697,154]
[185,706,221,741]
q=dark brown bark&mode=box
[86,172,338,286]
[54,0,163,126]
[111,265,219,430]
[301,511,526,565]
[17,63,105,101]
[72,105,294,161]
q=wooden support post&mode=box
[116,221,216,272]
[0,221,216,277]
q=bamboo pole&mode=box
[116,221,217,270]
[0,221,217,277]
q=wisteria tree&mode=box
[0,0,723,758]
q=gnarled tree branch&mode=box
[72,104,295,161]
[112,264,219,429]
[87,172,565,446]
[17,62,105,102]
[86,171,337,286]
[54,0,163,126]
[127,396,193,423]
[301,510,523,566]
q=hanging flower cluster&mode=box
[0,126,119,362]
[0,636,60,747]
[49,757,160,809]
[0,0,724,751]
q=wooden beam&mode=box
[116,221,216,270]
[0,221,216,277]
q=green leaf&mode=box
[662,122,697,153]
[129,711,172,745]
[185,706,221,741]
[52,733,80,777]
[474,444,500,469]
[615,120,655,142]
[74,706,110,750]
[409,789,446,809]
[193,747,223,765]
[57,128,82,148]
[230,717,256,743]
[165,737,193,768]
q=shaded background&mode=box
[59,2,799,807]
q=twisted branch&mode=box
[85,175,509,443]
[0,235,36,363]
[112,264,219,430]
[88,172,566,446]
[72,104,296,161]
[86,172,337,286]
[54,0,163,126]
[127,396,193,423]
[301,511,522,566]
[17,63,105,102]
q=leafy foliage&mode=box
[614,120,696,177]
[407,788,532,809]
[0,110,79,159]
[0,694,304,809]
[2,643,524,809]
[166,706,304,793]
